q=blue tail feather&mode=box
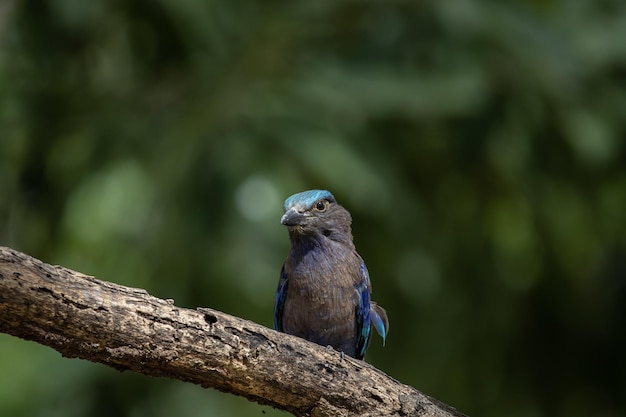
[370,302,389,346]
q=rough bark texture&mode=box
[0,246,466,417]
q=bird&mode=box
[274,189,389,360]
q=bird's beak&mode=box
[281,207,306,226]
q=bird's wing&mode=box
[273,265,288,332]
[356,262,389,351]
[354,263,372,359]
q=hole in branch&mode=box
[204,314,217,325]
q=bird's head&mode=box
[281,189,352,240]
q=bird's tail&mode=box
[370,302,389,346]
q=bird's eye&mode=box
[315,200,328,212]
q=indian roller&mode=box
[274,189,389,360]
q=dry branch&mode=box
[0,246,466,417]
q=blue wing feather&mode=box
[274,266,288,332]
[354,263,372,359]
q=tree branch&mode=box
[0,246,466,417]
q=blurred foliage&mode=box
[1,0,625,416]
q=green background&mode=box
[1,1,625,416]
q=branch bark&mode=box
[0,246,466,417]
